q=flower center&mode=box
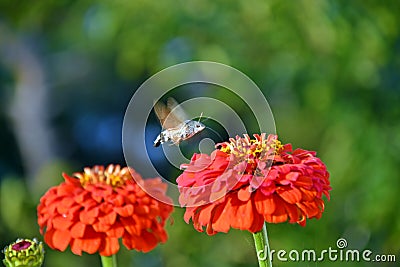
[12,240,32,251]
[220,133,283,161]
[77,165,132,188]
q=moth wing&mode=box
[153,101,168,127]
[166,97,187,122]
[153,98,186,129]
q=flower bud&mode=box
[3,238,44,267]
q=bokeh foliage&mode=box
[0,1,399,266]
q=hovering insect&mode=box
[153,98,205,147]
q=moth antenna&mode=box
[198,112,203,122]
[199,113,210,123]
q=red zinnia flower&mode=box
[177,134,331,235]
[37,165,173,256]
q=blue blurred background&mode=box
[0,1,399,266]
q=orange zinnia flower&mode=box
[177,134,331,235]
[37,165,173,256]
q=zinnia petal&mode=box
[70,222,86,238]
[51,230,71,251]
[96,237,120,256]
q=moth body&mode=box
[153,120,205,147]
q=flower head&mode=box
[3,238,44,267]
[37,165,173,256]
[177,134,331,235]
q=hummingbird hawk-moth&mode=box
[153,98,205,147]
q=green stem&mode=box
[100,254,117,267]
[252,223,273,267]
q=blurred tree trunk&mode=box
[0,25,56,188]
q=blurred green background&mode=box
[0,1,399,266]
